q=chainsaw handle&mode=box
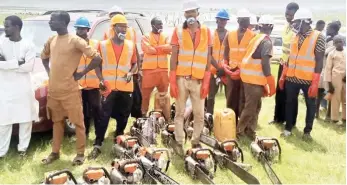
[45,169,77,184]
[85,167,113,184]
[148,110,164,117]
[273,138,282,161]
[220,140,244,163]
[189,148,217,173]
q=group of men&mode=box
[0,0,345,164]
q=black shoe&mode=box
[302,133,313,142]
[88,147,101,160]
[192,143,202,148]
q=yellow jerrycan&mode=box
[213,108,236,141]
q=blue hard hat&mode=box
[74,17,91,29]
[216,9,230,20]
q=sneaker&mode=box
[336,121,345,126]
[280,130,292,137]
[88,147,101,160]
[302,133,313,142]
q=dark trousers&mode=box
[273,65,286,123]
[95,91,133,146]
[206,76,227,114]
[285,81,316,133]
[130,74,142,119]
[316,88,326,118]
[82,89,102,136]
[226,77,242,124]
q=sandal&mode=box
[72,154,85,166]
[42,153,60,165]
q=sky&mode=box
[0,0,346,13]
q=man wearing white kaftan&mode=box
[0,15,38,157]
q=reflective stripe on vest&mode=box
[176,25,209,79]
[78,39,100,89]
[99,39,134,92]
[240,34,268,85]
[142,32,168,70]
[228,29,255,69]
[211,30,228,74]
[281,24,295,62]
[287,30,320,81]
[106,27,136,43]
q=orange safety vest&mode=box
[211,30,228,74]
[142,32,168,70]
[99,39,134,92]
[104,27,136,43]
[240,34,268,86]
[228,29,255,69]
[176,25,209,79]
[78,39,100,89]
[287,30,320,81]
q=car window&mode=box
[21,20,75,55]
[90,19,140,42]
[271,37,282,46]
[137,18,151,34]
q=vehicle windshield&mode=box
[270,36,283,46]
[21,20,76,55]
[203,20,238,31]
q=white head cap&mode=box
[250,14,258,25]
[258,14,274,25]
[108,5,124,15]
[182,0,200,12]
[236,8,251,18]
[293,8,313,21]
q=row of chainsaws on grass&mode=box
[43,103,282,185]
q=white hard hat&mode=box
[293,8,313,21]
[258,14,274,25]
[182,0,200,12]
[250,14,258,25]
[236,8,251,18]
[108,5,124,15]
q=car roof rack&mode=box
[43,10,107,15]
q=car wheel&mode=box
[64,118,76,136]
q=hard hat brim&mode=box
[215,16,230,20]
[74,25,90,28]
[183,7,199,12]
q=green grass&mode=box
[0,64,345,184]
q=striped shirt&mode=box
[287,29,326,85]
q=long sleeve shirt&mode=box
[324,49,346,82]
[0,37,39,125]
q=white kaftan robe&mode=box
[0,36,38,156]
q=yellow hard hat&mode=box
[111,14,128,25]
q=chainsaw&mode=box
[109,158,147,184]
[138,148,179,184]
[184,148,217,184]
[81,167,113,184]
[185,112,213,139]
[200,134,260,184]
[43,169,78,185]
[250,136,282,185]
[113,135,141,159]
[161,124,188,156]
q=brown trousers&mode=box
[174,77,204,145]
[331,73,346,121]
[141,71,169,115]
[47,91,85,154]
[226,77,243,124]
[237,83,263,137]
